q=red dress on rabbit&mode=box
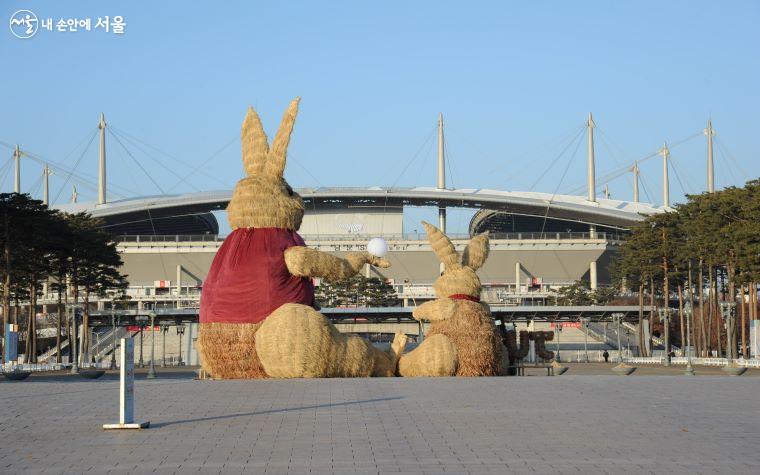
[200,227,315,324]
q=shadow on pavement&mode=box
[150,396,405,428]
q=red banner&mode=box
[127,325,160,332]
[550,322,581,329]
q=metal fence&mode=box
[628,356,760,368]
[114,231,625,243]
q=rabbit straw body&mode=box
[398,222,504,377]
[198,99,403,378]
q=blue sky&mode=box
[1,1,758,233]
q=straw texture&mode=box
[227,176,305,230]
[376,330,408,376]
[207,99,397,379]
[398,334,457,377]
[267,98,299,178]
[424,301,502,376]
[197,322,267,379]
[432,267,482,300]
[255,303,404,378]
[461,232,490,269]
[241,106,268,176]
[285,248,390,281]
[411,299,457,322]
[398,222,501,377]
[226,98,304,231]
[422,221,460,270]
[419,222,489,299]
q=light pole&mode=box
[147,312,157,378]
[582,318,589,363]
[161,324,168,367]
[109,300,117,370]
[684,302,695,376]
[555,322,563,362]
[177,325,185,366]
[135,314,147,368]
[138,325,144,368]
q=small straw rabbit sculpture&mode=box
[398,222,504,377]
[198,98,406,378]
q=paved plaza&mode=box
[1,365,759,474]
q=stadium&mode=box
[55,185,656,308]
[13,112,709,364]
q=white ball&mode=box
[367,237,388,258]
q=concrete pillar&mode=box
[590,261,598,290]
[176,265,182,298]
[589,224,597,239]
[515,262,521,293]
[527,320,536,363]
[186,323,198,365]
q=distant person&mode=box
[603,350,610,362]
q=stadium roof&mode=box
[54,186,666,231]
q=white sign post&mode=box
[103,338,149,430]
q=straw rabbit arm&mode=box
[411,299,458,322]
[284,247,390,282]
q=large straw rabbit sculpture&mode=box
[398,222,504,377]
[198,98,406,379]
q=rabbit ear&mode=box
[241,106,269,176]
[266,97,300,178]
[422,221,459,269]
[461,232,489,270]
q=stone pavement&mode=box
[1,369,759,474]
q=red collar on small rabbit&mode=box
[448,294,480,302]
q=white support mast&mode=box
[660,142,670,208]
[587,113,596,203]
[586,113,598,242]
[437,113,446,233]
[705,120,715,193]
[632,161,640,203]
[13,145,21,193]
[43,164,51,205]
[71,186,78,203]
[98,113,107,205]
